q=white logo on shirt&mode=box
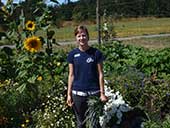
[74,53,80,57]
[86,57,94,63]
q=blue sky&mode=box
[1,0,78,5]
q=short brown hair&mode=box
[74,25,89,40]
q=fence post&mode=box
[96,0,101,44]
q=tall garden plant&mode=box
[0,0,75,127]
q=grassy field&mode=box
[53,36,170,51]
[1,17,170,50]
[52,17,170,41]
[121,36,170,50]
[51,17,170,50]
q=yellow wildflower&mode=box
[24,36,42,52]
[37,76,43,81]
[57,62,61,66]
[25,20,36,31]
[25,119,30,123]
[21,124,25,128]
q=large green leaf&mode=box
[17,70,27,78]
[27,75,37,84]
[16,83,26,93]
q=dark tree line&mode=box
[1,0,170,27]
[56,0,170,22]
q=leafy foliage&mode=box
[143,115,170,128]
[57,0,170,21]
[85,96,103,128]
[1,1,170,127]
[0,1,75,127]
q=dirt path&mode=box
[57,33,170,45]
[1,33,170,49]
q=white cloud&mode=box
[1,0,24,4]
[1,0,78,5]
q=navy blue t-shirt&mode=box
[67,47,104,91]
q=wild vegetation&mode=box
[0,0,170,128]
[1,39,170,127]
[2,0,170,26]
[56,0,170,22]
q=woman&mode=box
[67,25,107,128]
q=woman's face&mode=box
[76,29,88,46]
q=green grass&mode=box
[51,17,170,50]
[51,17,170,41]
[54,36,170,51]
[121,36,170,50]
[1,17,170,47]
[114,17,170,37]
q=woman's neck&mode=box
[79,45,90,52]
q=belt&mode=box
[72,90,100,96]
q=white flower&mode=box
[111,106,117,113]
[99,116,104,125]
[116,109,123,120]
[103,23,108,31]
[115,91,120,96]
[119,104,130,112]
[106,115,112,122]
[99,84,131,127]
[104,79,109,85]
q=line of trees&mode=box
[57,0,170,22]
[1,0,170,27]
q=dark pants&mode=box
[72,94,101,128]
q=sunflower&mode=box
[37,76,43,81]
[25,20,36,31]
[24,36,42,52]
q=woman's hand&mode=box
[67,94,74,107]
[100,93,108,102]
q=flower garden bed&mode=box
[1,1,170,127]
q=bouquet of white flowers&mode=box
[99,85,131,128]
[85,80,131,128]
[86,80,147,128]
